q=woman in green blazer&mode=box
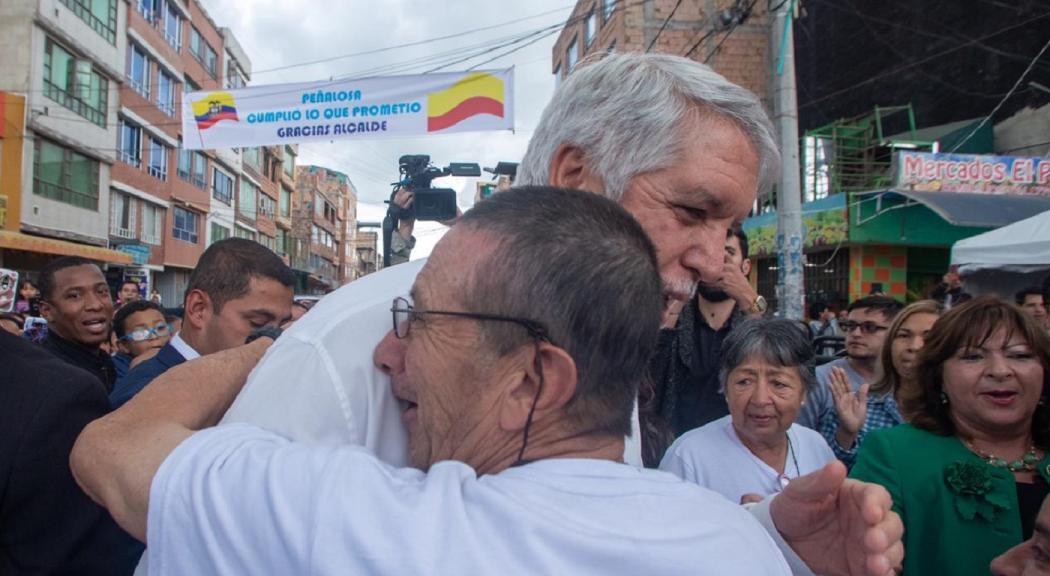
[851,298,1050,576]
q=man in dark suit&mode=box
[109,238,294,409]
[0,330,143,574]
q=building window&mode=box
[283,147,295,178]
[118,118,142,167]
[259,194,276,219]
[279,187,291,218]
[43,39,108,127]
[242,147,261,169]
[585,11,597,46]
[147,137,168,180]
[602,0,615,21]
[173,206,198,244]
[136,0,158,22]
[192,152,206,188]
[33,138,99,210]
[189,27,202,59]
[141,203,162,245]
[238,180,257,219]
[127,43,151,99]
[275,228,288,256]
[566,36,578,72]
[234,226,255,241]
[210,222,230,245]
[212,169,233,205]
[177,147,191,180]
[189,27,217,77]
[59,0,117,44]
[226,61,246,89]
[164,3,182,51]
[259,233,275,252]
[157,70,176,116]
[177,148,207,188]
[110,192,137,239]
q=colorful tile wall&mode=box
[849,245,908,302]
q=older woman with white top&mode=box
[660,317,835,504]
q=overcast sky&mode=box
[201,0,573,258]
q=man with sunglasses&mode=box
[111,301,172,379]
[796,296,904,432]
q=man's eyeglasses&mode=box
[840,321,889,335]
[119,322,172,342]
[390,297,550,342]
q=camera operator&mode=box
[389,188,463,267]
[389,189,417,266]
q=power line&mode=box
[949,36,1050,153]
[646,0,685,53]
[702,0,758,64]
[467,29,563,71]
[249,4,576,76]
[798,10,1050,110]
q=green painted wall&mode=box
[849,194,990,247]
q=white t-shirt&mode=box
[219,259,426,466]
[220,259,644,468]
[659,415,835,505]
[147,424,791,576]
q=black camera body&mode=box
[393,155,480,221]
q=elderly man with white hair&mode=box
[86,53,903,576]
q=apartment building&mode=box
[293,165,358,293]
[551,0,770,105]
[0,0,134,270]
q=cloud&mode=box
[202,0,568,208]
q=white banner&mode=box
[181,69,514,150]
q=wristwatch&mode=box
[245,325,283,345]
[747,295,768,315]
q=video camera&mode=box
[382,154,481,267]
[390,154,481,221]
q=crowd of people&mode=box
[1,51,1047,576]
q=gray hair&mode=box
[458,186,663,438]
[518,52,780,200]
[718,317,817,394]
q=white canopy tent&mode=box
[951,210,1050,297]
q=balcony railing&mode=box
[34,179,98,210]
[111,226,136,239]
[141,231,161,245]
[44,81,106,127]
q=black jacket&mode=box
[41,332,117,393]
[0,331,143,574]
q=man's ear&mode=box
[183,289,213,330]
[741,257,752,277]
[499,342,578,432]
[38,299,54,322]
[548,144,605,194]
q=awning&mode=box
[0,230,134,264]
[856,190,1050,228]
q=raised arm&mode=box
[70,338,274,540]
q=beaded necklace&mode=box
[965,440,1041,472]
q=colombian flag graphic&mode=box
[427,73,505,132]
[192,92,239,130]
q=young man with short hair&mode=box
[37,257,117,392]
[796,295,905,432]
[109,239,294,408]
[1016,286,1048,329]
[118,280,141,306]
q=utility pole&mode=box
[772,0,804,320]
